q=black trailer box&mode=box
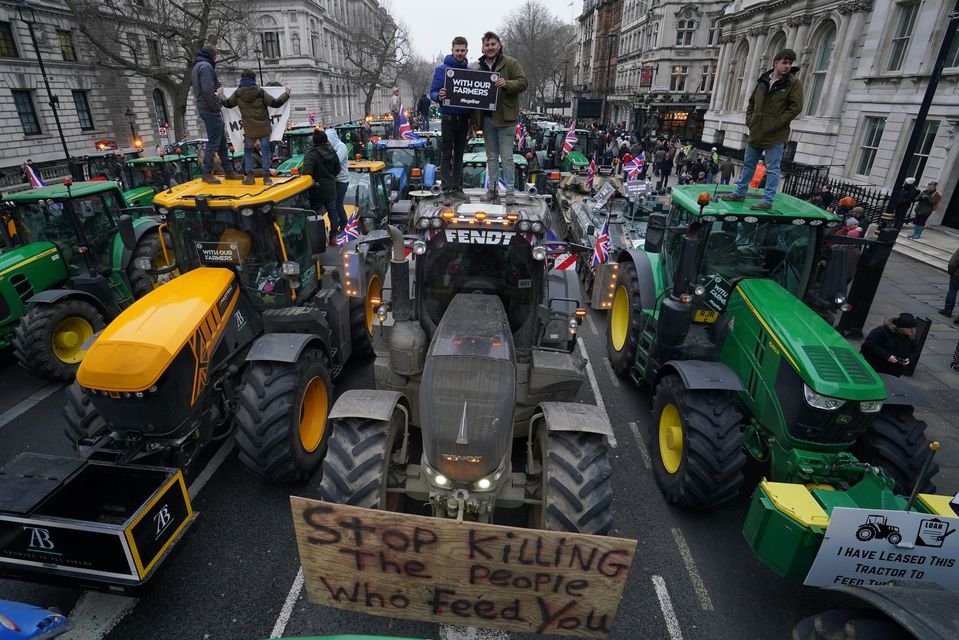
[0,453,195,593]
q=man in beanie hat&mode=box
[893,177,920,224]
[192,45,239,184]
[218,70,291,186]
[861,312,920,376]
[302,129,343,235]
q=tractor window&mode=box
[274,202,318,300]
[129,163,164,189]
[661,204,696,290]
[13,200,81,273]
[462,165,486,189]
[287,135,312,157]
[345,173,372,210]
[372,174,389,213]
[383,148,416,172]
[73,193,118,273]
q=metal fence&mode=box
[0,162,71,193]
[781,165,894,224]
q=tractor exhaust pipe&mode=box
[387,224,411,321]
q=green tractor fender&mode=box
[27,288,117,320]
[328,389,409,424]
[113,217,161,271]
[653,360,744,393]
[616,250,659,312]
[877,372,930,407]
[531,402,616,446]
[245,333,331,365]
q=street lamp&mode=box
[17,0,79,179]
[124,106,141,150]
[253,41,263,82]
[563,58,569,109]
[602,32,618,128]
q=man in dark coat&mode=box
[218,70,290,185]
[430,36,472,202]
[861,313,919,377]
[416,93,432,131]
[302,130,344,236]
[893,177,920,226]
[191,45,238,184]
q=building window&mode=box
[311,30,320,58]
[708,22,718,46]
[887,1,918,71]
[261,32,280,59]
[675,19,695,47]
[670,65,688,91]
[72,90,94,130]
[905,120,940,181]
[726,41,749,111]
[1,21,18,58]
[697,64,716,92]
[146,39,161,67]
[153,88,169,127]
[946,22,959,67]
[57,30,77,61]
[12,90,41,135]
[807,24,836,116]
[855,117,886,176]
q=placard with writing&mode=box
[443,68,499,112]
[291,498,637,638]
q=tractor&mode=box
[318,187,616,535]
[76,147,142,185]
[334,123,372,159]
[122,152,203,206]
[343,160,410,231]
[604,185,953,580]
[0,180,172,380]
[371,138,437,198]
[276,126,317,173]
[465,137,534,184]
[62,175,390,482]
[855,515,902,544]
[537,128,595,175]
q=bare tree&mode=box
[500,1,576,111]
[341,9,411,116]
[67,0,257,139]
[395,54,435,103]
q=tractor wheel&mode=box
[650,375,745,509]
[530,427,614,534]
[606,260,643,377]
[349,272,382,359]
[319,408,405,510]
[855,526,875,542]
[127,230,176,298]
[62,381,109,451]
[13,300,105,381]
[791,609,909,640]
[855,405,938,494]
[234,347,333,483]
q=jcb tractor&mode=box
[319,188,617,534]
[63,175,389,483]
[604,185,954,580]
[0,180,172,380]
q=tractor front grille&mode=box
[789,403,872,445]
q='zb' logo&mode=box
[154,505,173,537]
[25,527,55,550]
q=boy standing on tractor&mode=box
[430,36,472,203]
[218,70,291,186]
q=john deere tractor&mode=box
[276,127,317,174]
[122,153,203,206]
[605,185,952,580]
[319,188,616,534]
[0,180,172,380]
[63,175,390,482]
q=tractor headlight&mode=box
[133,257,153,271]
[803,383,845,411]
[834,296,845,306]
[281,261,301,276]
[431,217,443,228]
[157,206,169,215]
[517,220,531,232]
[475,478,492,491]
[568,317,579,335]
[694,284,706,297]
[531,246,547,261]
[434,474,449,487]
[413,240,427,255]
[860,400,884,413]
[240,207,255,217]
[531,221,544,233]
[417,217,431,229]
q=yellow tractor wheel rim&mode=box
[610,284,630,351]
[299,377,329,452]
[365,275,382,335]
[52,316,94,364]
[659,403,684,474]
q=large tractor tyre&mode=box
[319,409,405,510]
[530,427,614,535]
[791,609,908,640]
[13,300,106,381]
[234,348,333,483]
[127,230,176,298]
[651,375,746,509]
[349,272,382,359]
[855,405,938,495]
[62,381,109,451]
[606,260,643,377]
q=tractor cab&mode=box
[275,127,317,173]
[123,153,202,206]
[77,147,142,185]
[371,138,435,196]
[367,120,392,142]
[334,123,370,159]
[460,143,530,190]
[342,161,393,231]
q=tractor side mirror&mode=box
[644,212,668,253]
[586,224,595,237]
[117,215,137,250]
[307,215,327,256]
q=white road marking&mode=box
[627,422,651,469]
[439,625,510,640]
[651,575,684,640]
[603,358,622,388]
[587,313,599,336]
[0,382,64,431]
[578,343,617,448]
[62,438,235,640]
[269,566,304,639]
[670,528,714,611]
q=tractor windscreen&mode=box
[461,165,486,188]
[383,148,416,172]
[13,200,77,247]
[129,163,171,189]
[287,135,312,156]
[344,172,389,213]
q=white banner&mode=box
[804,507,959,590]
[220,87,292,152]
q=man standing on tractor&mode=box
[192,45,239,184]
[326,129,350,231]
[430,36,472,204]
[389,87,402,139]
[302,130,343,238]
[475,31,528,206]
[217,70,290,186]
[719,48,803,211]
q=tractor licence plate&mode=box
[694,309,719,323]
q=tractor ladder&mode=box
[630,316,656,385]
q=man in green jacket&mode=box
[720,48,803,211]
[218,69,290,185]
[475,31,528,205]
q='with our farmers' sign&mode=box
[291,498,637,638]
[443,68,498,111]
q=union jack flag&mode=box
[562,121,577,157]
[515,122,525,147]
[397,107,418,139]
[624,152,644,179]
[585,153,596,190]
[482,173,510,191]
[591,218,610,268]
[25,163,45,188]
[337,210,360,246]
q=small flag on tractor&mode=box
[624,152,644,179]
[585,153,596,191]
[25,164,45,189]
[337,211,360,246]
[591,218,610,268]
[397,108,418,140]
[562,121,577,157]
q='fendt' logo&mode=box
[445,229,516,245]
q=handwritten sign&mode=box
[220,86,292,151]
[291,498,636,638]
[444,68,498,111]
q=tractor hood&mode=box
[420,294,516,482]
[277,154,305,173]
[0,241,60,276]
[731,278,885,401]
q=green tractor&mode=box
[605,185,951,580]
[0,180,173,380]
[276,127,317,174]
[334,123,372,159]
[76,147,143,184]
[461,143,531,190]
[538,128,594,175]
[122,153,203,206]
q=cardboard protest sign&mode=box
[443,68,498,111]
[592,182,617,208]
[291,498,637,638]
[219,87,292,151]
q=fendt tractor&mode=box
[320,185,617,535]
[604,185,954,581]
[0,180,172,380]
[64,175,390,480]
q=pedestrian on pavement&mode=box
[719,48,803,210]
[817,183,834,208]
[192,45,239,184]
[389,87,402,139]
[475,31,528,205]
[302,129,342,238]
[217,70,290,186]
[719,157,734,185]
[908,180,942,239]
[430,36,472,203]
[937,246,959,324]
[893,177,919,224]
[325,128,350,233]
[861,312,919,377]
[416,93,431,131]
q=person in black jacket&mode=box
[302,130,344,237]
[861,313,919,377]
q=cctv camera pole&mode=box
[837,1,958,338]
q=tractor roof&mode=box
[672,185,840,222]
[348,160,387,173]
[152,175,313,208]
[336,123,364,130]
[128,153,194,164]
[374,138,427,149]
[81,147,141,159]
[283,127,317,137]
[462,152,486,165]
[3,180,123,201]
